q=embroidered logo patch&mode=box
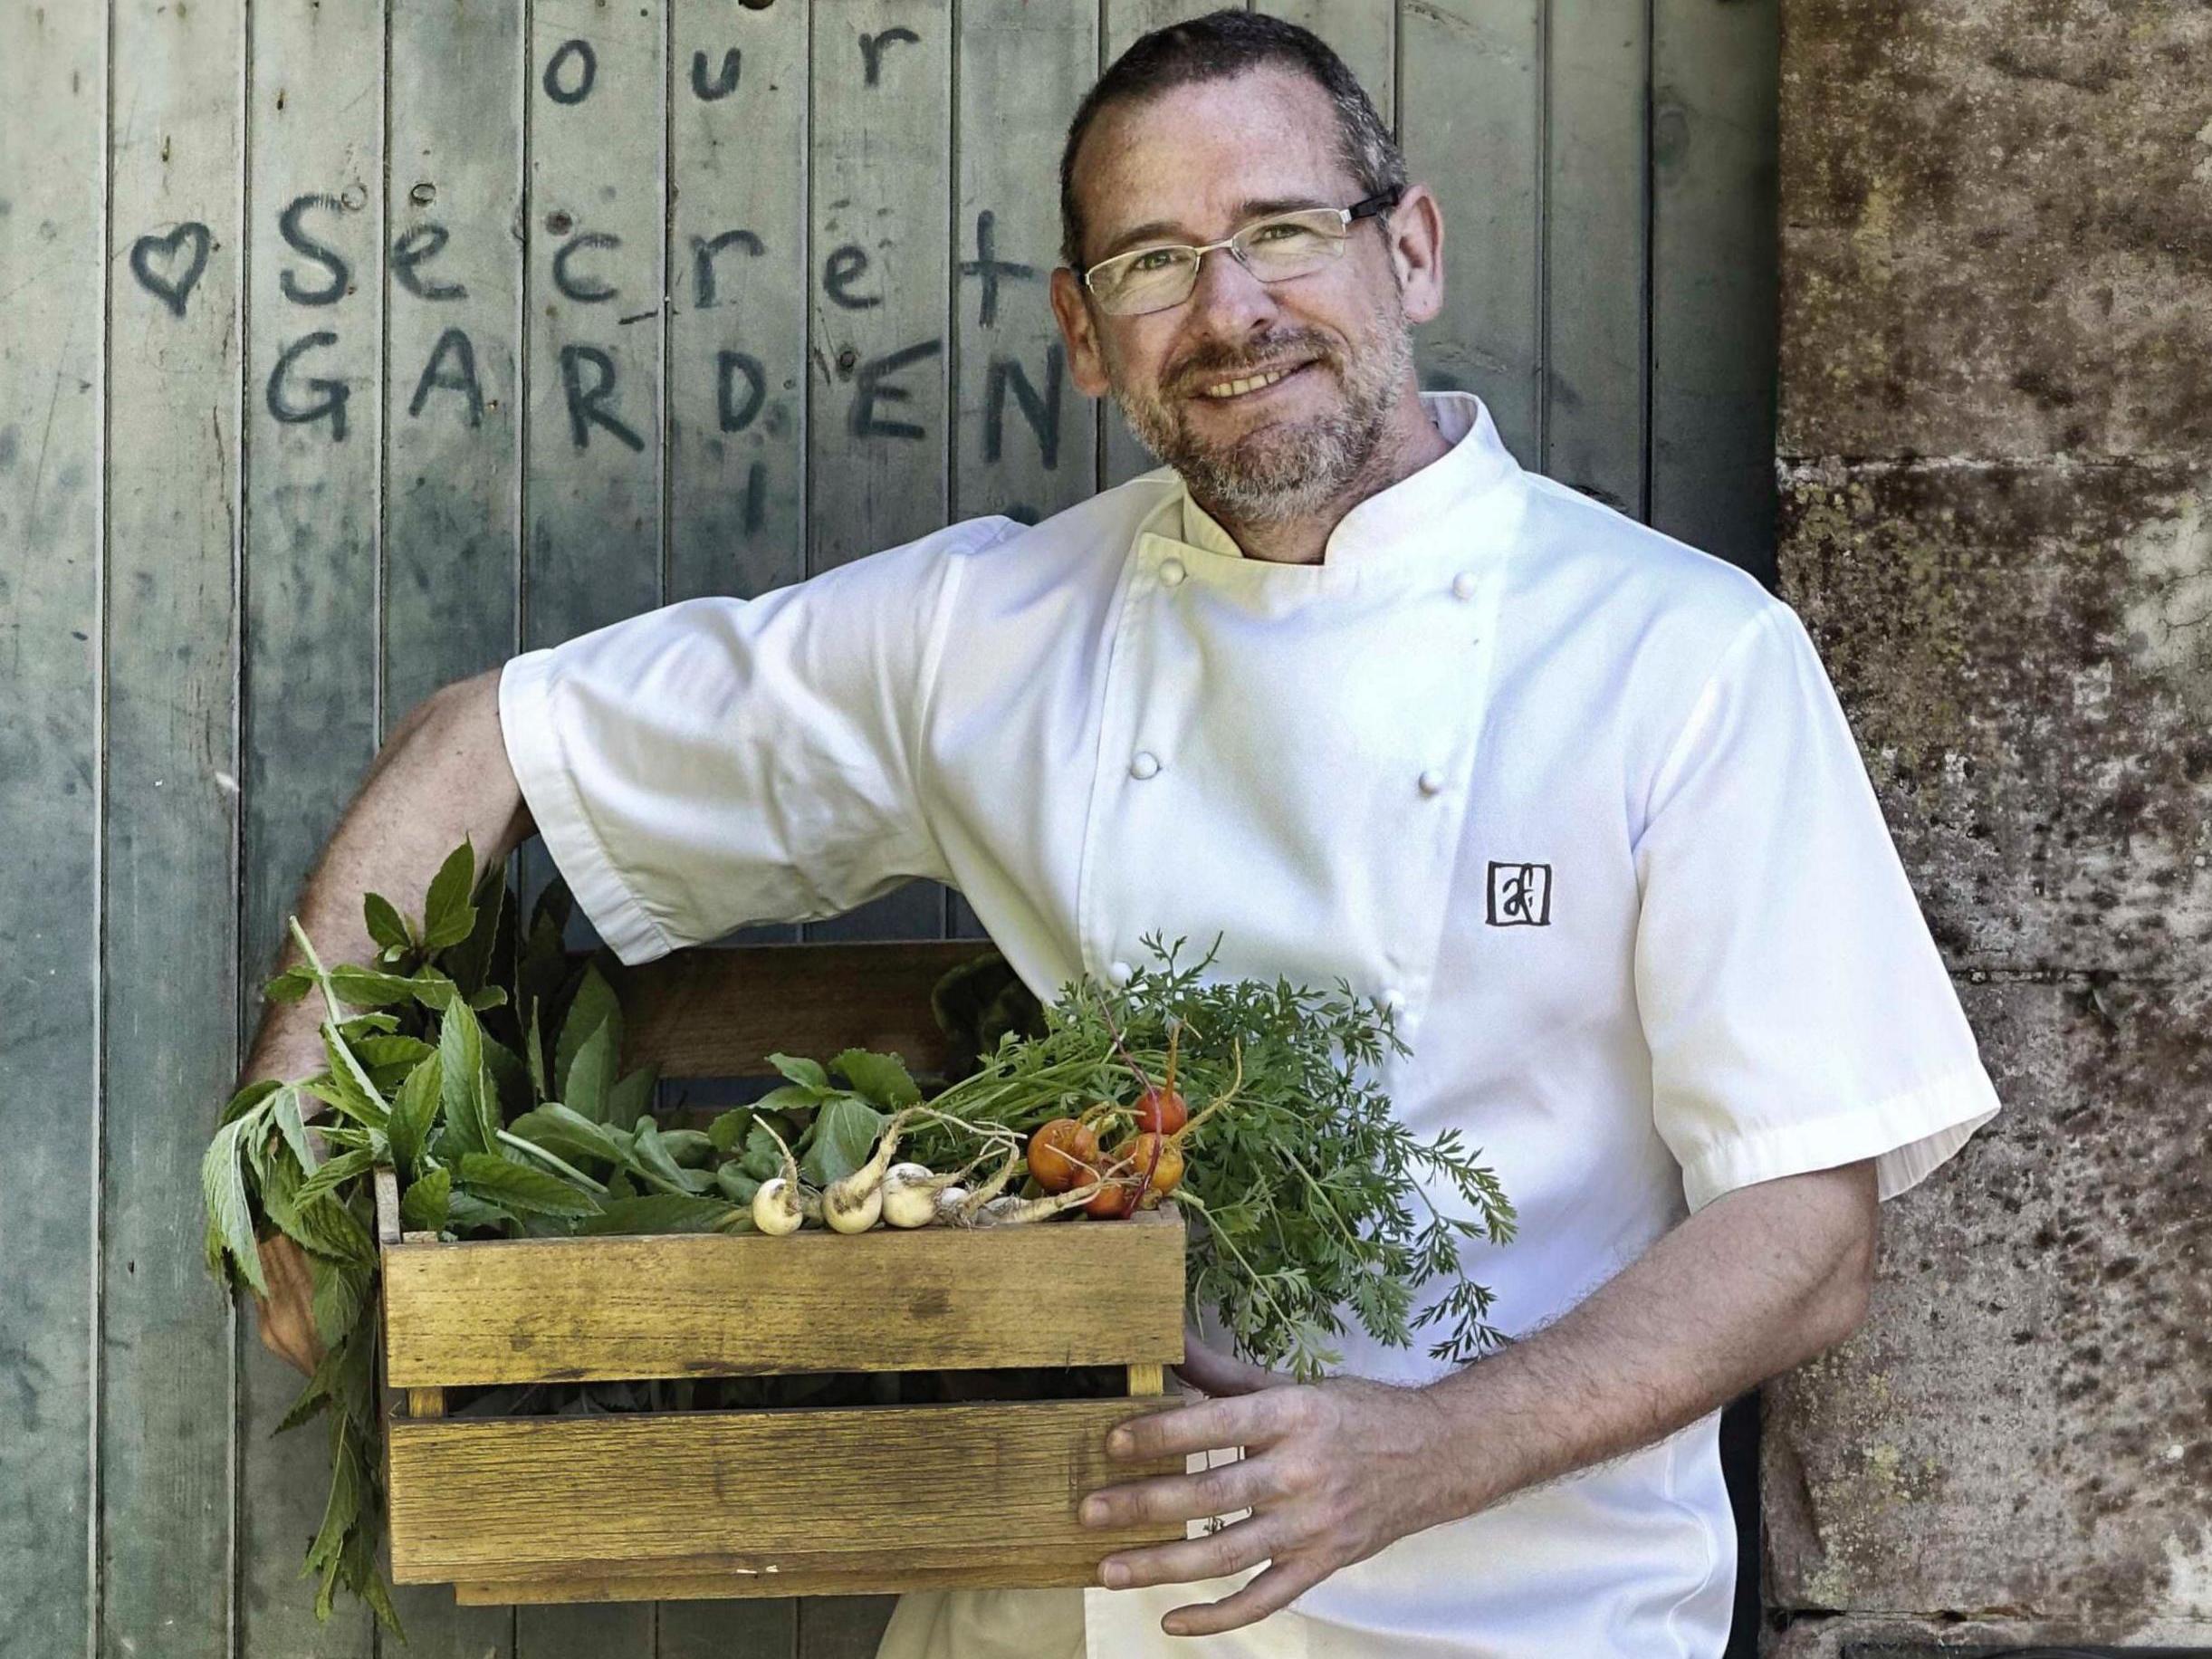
[1486,862,1553,927]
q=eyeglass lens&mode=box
[1094,208,1349,316]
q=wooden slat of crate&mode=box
[387,1397,1183,1592]
[384,1208,1185,1386]
[452,1558,1113,1606]
[618,940,996,1079]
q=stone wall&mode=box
[1765,1,2212,1651]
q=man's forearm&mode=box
[241,668,535,1082]
[1416,1158,1880,1524]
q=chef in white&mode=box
[496,13,2002,1657]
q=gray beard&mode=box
[1114,322,1414,525]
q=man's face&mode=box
[1049,67,1442,521]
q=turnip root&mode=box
[965,1181,1106,1227]
[751,1120,816,1236]
[822,1108,924,1234]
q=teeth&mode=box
[1201,366,1295,398]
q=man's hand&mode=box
[252,1231,324,1376]
[1078,1337,1463,1637]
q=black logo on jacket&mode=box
[1486,862,1552,927]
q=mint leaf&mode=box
[399,1167,451,1233]
[555,965,622,1100]
[421,839,477,949]
[456,1153,602,1218]
[363,892,413,954]
[576,1194,743,1235]
[386,1056,441,1175]
[562,1020,617,1125]
[437,1001,487,1156]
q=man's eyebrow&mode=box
[1091,196,1333,263]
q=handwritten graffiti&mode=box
[129,222,211,317]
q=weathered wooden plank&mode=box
[0,4,102,1652]
[616,938,991,1079]
[465,1558,1098,1606]
[1271,0,1393,123]
[1651,0,1778,580]
[523,0,666,654]
[383,1208,1186,1386]
[518,11,666,1651]
[100,3,245,1654]
[235,6,387,1655]
[1400,0,1545,465]
[1544,0,1648,517]
[953,0,1096,533]
[668,0,807,608]
[384,0,525,730]
[1096,0,1227,490]
[388,1399,1183,1587]
[947,0,1097,945]
[804,0,951,945]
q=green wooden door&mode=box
[0,2,1774,1655]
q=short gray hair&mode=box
[1058,9,1406,272]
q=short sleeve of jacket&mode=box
[496,518,1015,964]
[1633,599,2002,1213]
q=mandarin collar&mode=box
[1173,391,1522,567]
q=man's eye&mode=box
[1129,249,1181,273]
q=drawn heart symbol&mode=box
[130,221,212,319]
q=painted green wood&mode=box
[1272,0,1393,123]
[1652,0,1778,583]
[953,0,1096,533]
[237,9,388,1652]
[384,0,525,732]
[517,3,667,1653]
[383,5,525,1651]
[1400,0,1545,465]
[0,5,102,1654]
[946,0,1099,948]
[802,0,951,946]
[1545,0,1649,516]
[1096,0,1232,490]
[100,2,244,1654]
[667,0,808,609]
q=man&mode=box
[245,13,2002,1657]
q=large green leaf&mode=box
[444,1189,517,1232]
[271,1086,319,1175]
[444,865,506,993]
[456,1153,602,1218]
[605,1062,656,1127]
[437,1001,488,1156]
[562,1019,617,1125]
[421,839,478,949]
[508,1103,631,1169]
[363,891,413,954]
[707,1108,753,1156]
[399,1167,451,1233]
[576,1194,744,1235]
[200,1115,266,1295]
[800,1096,886,1189]
[628,1118,715,1194]
[297,1146,377,1206]
[766,1052,830,1092]
[309,1256,372,1347]
[831,1048,922,1108]
[318,1030,389,1130]
[555,965,622,1101]
[385,1056,441,1174]
[741,1124,787,1183]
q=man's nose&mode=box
[1183,242,1279,337]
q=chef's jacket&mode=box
[498,390,2003,1659]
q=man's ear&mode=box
[1049,266,1113,398]
[1384,182,1445,327]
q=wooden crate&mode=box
[375,940,1189,1606]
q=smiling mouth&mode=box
[1192,361,1315,400]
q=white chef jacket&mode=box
[498,391,2002,1659]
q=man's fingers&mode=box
[1097,1514,1278,1591]
[1108,1387,1307,1462]
[1173,1332,1288,1397]
[1080,1454,1280,1530]
[1160,1559,1328,1638]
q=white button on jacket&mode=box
[501,392,2003,1659]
